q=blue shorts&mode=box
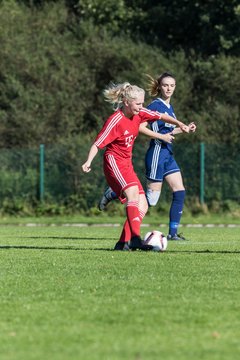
[145,144,180,182]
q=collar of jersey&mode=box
[157,97,171,109]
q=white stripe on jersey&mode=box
[141,107,161,118]
[152,121,162,146]
[152,120,159,132]
[150,142,162,179]
[107,154,127,188]
[95,112,122,147]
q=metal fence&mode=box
[0,141,239,210]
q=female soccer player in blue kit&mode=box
[98,73,196,240]
[141,72,196,240]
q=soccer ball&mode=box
[144,230,168,252]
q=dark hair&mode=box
[146,72,176,97]
[157,72,176,84]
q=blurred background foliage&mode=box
[0,0,239,215]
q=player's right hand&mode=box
[161,133,175,144]
[82,162,91,173]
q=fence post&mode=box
[39,144,45,201]
[200,142,205,204]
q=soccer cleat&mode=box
[98,187,114,211]
[114,241,130,251]
[167,233,186,241]
[129,236,153,251]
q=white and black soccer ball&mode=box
[144,230,168,252]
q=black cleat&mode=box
[167,233,186,241]
[129,236,153,251]
[98,187,113,211]
[114,241,130,251]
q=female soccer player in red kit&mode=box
[82,82,189,251]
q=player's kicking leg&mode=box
[114,191,152,251]
[98,186,117,211]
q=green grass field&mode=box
[1,224,240,360]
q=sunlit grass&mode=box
[0,226,240,359]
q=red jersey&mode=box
[94,108,162,160]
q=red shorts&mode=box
[104,154,144,203]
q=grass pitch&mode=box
[0,225,240,360]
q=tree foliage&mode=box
[0,0,239,149]
[66,0,240,56]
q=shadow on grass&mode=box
[8,236,115,241]
[0,245,113,251]
[0,245,240,254]
[0,236,115,251]
[168,249,240,254]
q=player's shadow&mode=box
[0,245,113,251]
[1,245,239,254]
[10,236,113,241]
[170,249,240,254]
[0,236,116,251]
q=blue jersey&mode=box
[145,98,180,181]
[147,98,176,153]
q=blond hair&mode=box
[146,72,176,97]
[103,82,145,110]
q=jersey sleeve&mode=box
[94,113,122,149]
[139,107,162,123]
[147,101,165,119]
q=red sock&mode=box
[119,204,147,243]
[119,201,145,242]
[119,205,146,242]
[126,200,140,237]
[119,219,131,243]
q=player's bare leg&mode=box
[146,180,162,207]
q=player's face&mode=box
[160,77,176,101]
[124,94,145,117]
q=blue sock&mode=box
[105,187,117,200]
[110,191,117,200]
[169,190,185,236]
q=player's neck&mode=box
[160,96,171,105]
[121,108,133,119]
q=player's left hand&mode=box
[179,122,190,133]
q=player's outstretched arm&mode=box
[82,144,99,173]
[139,122,174,144]
[158,113,190,133]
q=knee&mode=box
[172,185,185,193]
[124,186,139,202]
[146,189,161,206]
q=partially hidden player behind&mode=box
[82,81,190,251]
[98,73,196,241]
